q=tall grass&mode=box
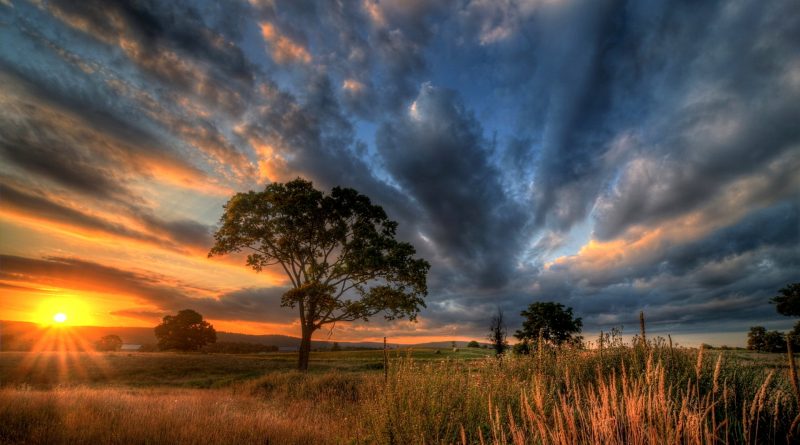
[360,341,797,444]
[0,385,355,444]
[2,341,797,444]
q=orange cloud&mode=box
[343,79,365,93]
[547,148,800,278]
[260,22,312,64]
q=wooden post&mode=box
[668,334,673,365]
[639,311,647,349]
[383,336,388,382]
[599,330,604,363]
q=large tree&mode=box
[209,179,430,370]
[154,309,217,351]
[515,302,583,347]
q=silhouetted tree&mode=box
[747,326,788,353]
[95,334,123,351]
[763,330,787,353]
[790,321,800,350]
[487,308,508,355]
[771,283,800,317]
[515,302,583,347]
[331,342,341,351]
[209,179,429,371]
[467,340,480,348]
[747,326,767,351]
[154,309,216,351]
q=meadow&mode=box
[1,341,798,444]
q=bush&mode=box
[512,341,530,355]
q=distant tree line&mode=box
[747,283,799,353]
[477,283,799,356]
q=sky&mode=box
[0,0,798,346]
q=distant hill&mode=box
[0,320,387,350]
[410,341,490,349]
[0,320,491,351]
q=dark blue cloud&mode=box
[1,0,798,342]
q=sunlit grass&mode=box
[2,344,797,444]
[0,387,344,445]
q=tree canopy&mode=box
[95,334,123,351]
[515,302,583,347]
[771,282,800,317]
[209,178,429,370]
[154,309,217,351]
[747,326,788,353]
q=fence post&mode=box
[384,336,388,382]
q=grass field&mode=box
[0,347,490,388]
[1,344,798,444]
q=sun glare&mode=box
[35,296,92,326]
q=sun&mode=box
[35,296,93,326]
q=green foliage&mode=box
[95,335,123,351]
[467,341,480,348]
[209,178,429,369]
[154,309,217,351]
[512,341,530,355]
[515,301,583,347]
[771,282,800,317]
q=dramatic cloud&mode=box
[1,0,798,344]
[377,83,528,289]
[0,255,294,324]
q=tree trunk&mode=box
[298,325,314,371]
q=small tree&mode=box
[467,340,480,348]
[487,308,508,355]
[209,179,429,370]
[747,326,788,353]
[771,283,800,317]
[747,326,767,351]
[763,330,787,353]
[331,342,341,351]
[95,334,123,351]
[154,309,217,351]
[515,302,582,347]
